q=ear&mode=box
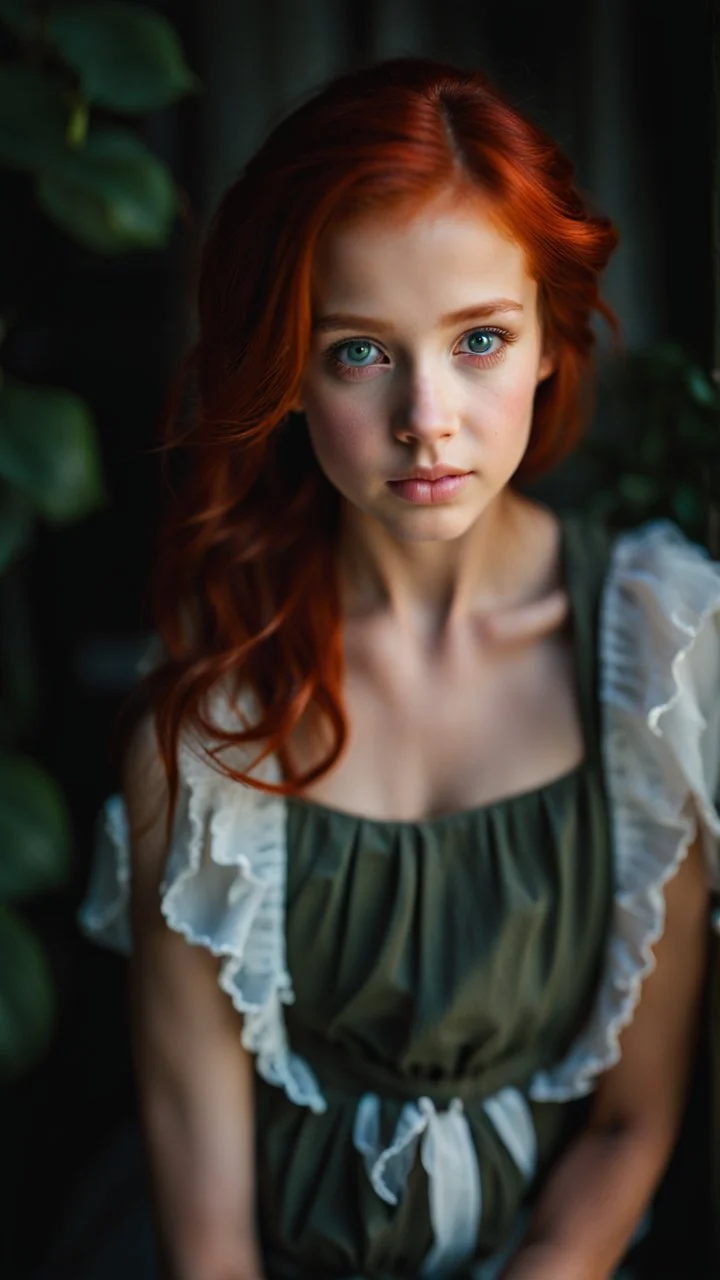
[536,345,556,384]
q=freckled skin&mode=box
[287,191,579,824]
[298,190,555,552]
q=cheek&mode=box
[303,389,380,478]
[474,364,540,441]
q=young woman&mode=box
[80,58,720,1280]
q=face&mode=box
[298,191,554,543]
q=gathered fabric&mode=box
[78,517,720,1277]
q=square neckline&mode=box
[284,511,594,831]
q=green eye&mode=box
[465,330,496,355]
[338,340,380,365]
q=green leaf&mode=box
[686,366,718,409]
[0,902,55,1079]
[0,65,71,171]
[0,381,105,521]
[66,98,89,149]
[36,128,178,253]
[0,482,34,571]
[0,0,36,37]
[670,484,704,527]
[48,1,198,112]
[0,753,72,898]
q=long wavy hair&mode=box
[122,57,619,815]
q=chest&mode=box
[287,613,587,822]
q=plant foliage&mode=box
[583,344,720,550]
[0,0,196,1079]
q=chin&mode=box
[380,506,484,544]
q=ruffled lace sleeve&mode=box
[531,519,720,1102]
[77,689,326,1115]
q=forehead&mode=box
[312,191,537,319]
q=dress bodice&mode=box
[253,515,615,1276]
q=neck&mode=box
[336,488,544,643]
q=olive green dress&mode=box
[254,516,615,1277]
[77,514,720,1276]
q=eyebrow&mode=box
[313,299,525,334]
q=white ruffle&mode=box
[353,1092,432,1206]
[80,520,720,1116]
[79,794,133,954]
[531,520,720,1102]
[77,686,326,1115]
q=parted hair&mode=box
[122,58,619,815]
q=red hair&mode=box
[124,58,619,812]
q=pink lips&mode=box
[395,464,468,482]
[386,470,471,504]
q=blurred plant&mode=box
[583,343,720,553]
[0,0,196,1079]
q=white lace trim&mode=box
[531,520,720,1102]
[78,684,326,1115]
[79,521,720,1116]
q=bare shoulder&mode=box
[121,711,172,928]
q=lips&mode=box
[391,465,470,482]
[386,471,472,504]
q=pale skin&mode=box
[125,190,709,1279]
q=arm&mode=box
[124,717,264,1280]
[504,830,710,1280]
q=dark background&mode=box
[1,1,717,1277]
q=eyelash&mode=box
[324,326,516,380]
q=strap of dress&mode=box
[559,512,615,776]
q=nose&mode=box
[391,368,460,447]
